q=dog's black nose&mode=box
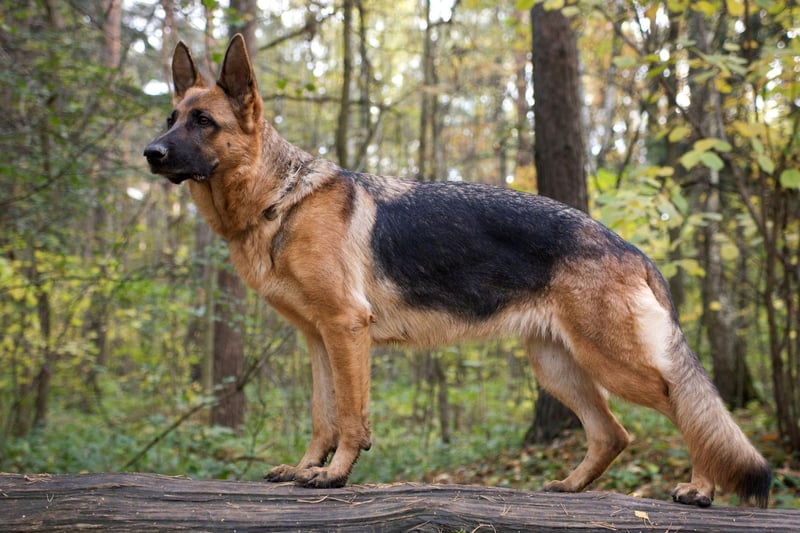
[143,143,168,162]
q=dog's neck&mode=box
[187,120,333,241]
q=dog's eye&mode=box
[166,111,176,129]
[196,114,214,127]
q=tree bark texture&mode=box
[336,0,354,168]
[2,473,797,532]
[210,265,246,429]
[526,4,586,443]
[530,5,587,211]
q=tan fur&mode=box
[144,35,770,506]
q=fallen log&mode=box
[0,473,797,532]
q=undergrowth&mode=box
[2,376,798,509]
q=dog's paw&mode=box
[294,466,348,489]
[671,483,713,507]
[264,464,299,483]
[542,479,578,493]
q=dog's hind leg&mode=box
[265,332,337,483]
[526,337,630,493]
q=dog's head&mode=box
[143,34,263,184]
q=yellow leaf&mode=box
[694,138,720,152]
[726,0,745,16]
[709,301,722,311]
[668,125,691,142]
[635,510,653,525]
[543,0,565,10]
[692,0,720,16]
[720,241,739,261]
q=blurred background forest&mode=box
[1,0,798,508]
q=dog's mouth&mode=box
[150,162,217,184]
[163,173,211,184]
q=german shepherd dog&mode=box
[144,35,771,507]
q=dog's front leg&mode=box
[293,312,373,488]
[265,333,337,483]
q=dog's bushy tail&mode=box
[668,334,771,507]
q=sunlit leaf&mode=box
[668,126,691,143]
[691,0,720,16]
[700,152,725,171]
[667,0,690,12]
[757,154,775,174]
[726,0,745,16]
[562,5,580,17]
[543,0,565,10]
[679,150,702,170]
[694,138,719,152]
[779,168,800,189]
[715,77,732,93]
[720,241,739,261]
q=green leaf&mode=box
[779,168,800,189]
[515,0,536,10]
[692,138,732,155]
[671,189,689,215]
[700,152,725,171]
[694,138,720,152]
[613,56,637,69]
[714,140,732,152]
[679,150,702,170]
[757,154,775,174]
[562,5,580,17]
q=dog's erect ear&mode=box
[217,33,262,133]
[172,41,205,102]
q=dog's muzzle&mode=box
[143,142,203,184]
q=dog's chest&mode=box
[228,223,282,296]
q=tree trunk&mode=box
[417,0,440,181]
[336,0,354,168]
[210,266,246,428]
[525,4,585,444]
